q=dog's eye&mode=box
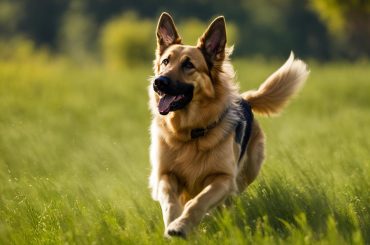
[162,58,169,66]
[182,60,194,70]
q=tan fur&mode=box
[242,52,309,116]
[149,13,309,238]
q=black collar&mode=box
[190,107,230,139]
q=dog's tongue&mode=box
[158,94,176,115]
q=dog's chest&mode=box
[163,140,237,194]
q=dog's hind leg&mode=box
[237,121,265,192]
[157,174,183,230]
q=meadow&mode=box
[0,53,369,244]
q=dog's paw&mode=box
[165,219,188,239]
[166,228,186,239]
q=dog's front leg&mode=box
[166,174,234,238]
[157,174,182,230]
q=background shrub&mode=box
[100,13,155,69]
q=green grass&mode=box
[0,55,369,244]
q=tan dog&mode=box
[148,12,309,238]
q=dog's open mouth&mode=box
[153,76,194,115]
[157,93,192,115]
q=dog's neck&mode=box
[159,104,226,139]
[190,106,230,139]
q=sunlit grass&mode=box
[0,56,369,244]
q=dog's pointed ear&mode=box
[156,12,181,55]
[197,16,227,63]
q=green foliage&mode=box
[0,49,369,244]
[0,1,23,36]
[58,2,97,62]
[100,12,156,69]
[1,0,369,60]
[0,37,50,62]
[309,0,370,58]
[310,0,346,33]
[310,0,370,34]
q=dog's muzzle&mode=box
[153,76,194,115]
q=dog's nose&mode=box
[154,76,171,88]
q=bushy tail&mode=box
[242,52,309,116]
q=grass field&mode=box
[0,55,369,244]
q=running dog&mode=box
[148,12,309,238]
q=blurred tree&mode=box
[0,1,23,37]
[58,1,97,61]
[310,0,370,59]
[0,0,368,60]
[284,0,331,59]
[240,0,330,59]
[17,0,68,48]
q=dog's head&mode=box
[152,12,229,116]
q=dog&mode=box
[148,12,309,238]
